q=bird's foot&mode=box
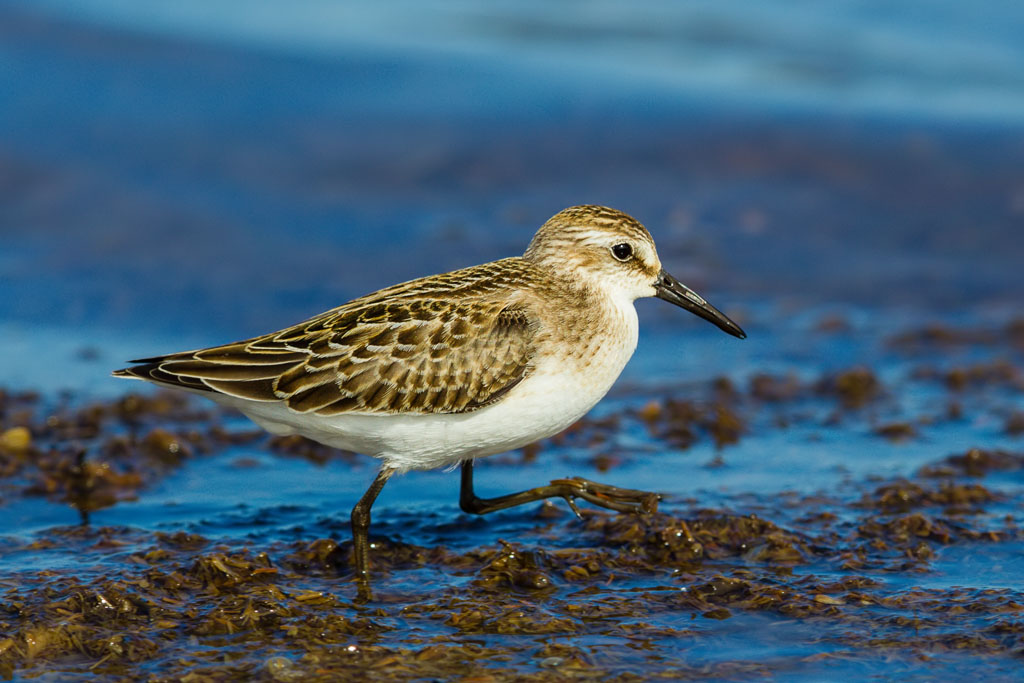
[353,576,374,604]
[548,477,660,517]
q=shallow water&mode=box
[3,319,1022,680]
[13,0,1024,122]
[2,4,1024,681]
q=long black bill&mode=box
[654,269,746,339]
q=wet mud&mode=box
[2,320,1023,681]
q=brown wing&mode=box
[114,297,536,416]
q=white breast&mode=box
[228,295,640,473]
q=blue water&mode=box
[13,0,1024,123]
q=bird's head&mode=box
[525,205,745,338]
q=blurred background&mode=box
[3,4,1024,678]
[2,0,1022,391]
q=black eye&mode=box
[611,243,633,261]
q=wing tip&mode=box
[111,361,216,394]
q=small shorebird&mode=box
[115,206,744,584]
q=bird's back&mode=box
[114,258,548,416]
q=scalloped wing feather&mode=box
[113,260,539,416]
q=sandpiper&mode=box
[114,205,745,583]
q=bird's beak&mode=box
[654,269,746,339]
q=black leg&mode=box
[459,459,659,517]
[351,466,396,586]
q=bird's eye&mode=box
[611,243,633,261]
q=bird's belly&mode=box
[233,299,639,472]
[234,349,630,473]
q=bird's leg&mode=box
[351,466,396,588]
[459,459,659,517]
